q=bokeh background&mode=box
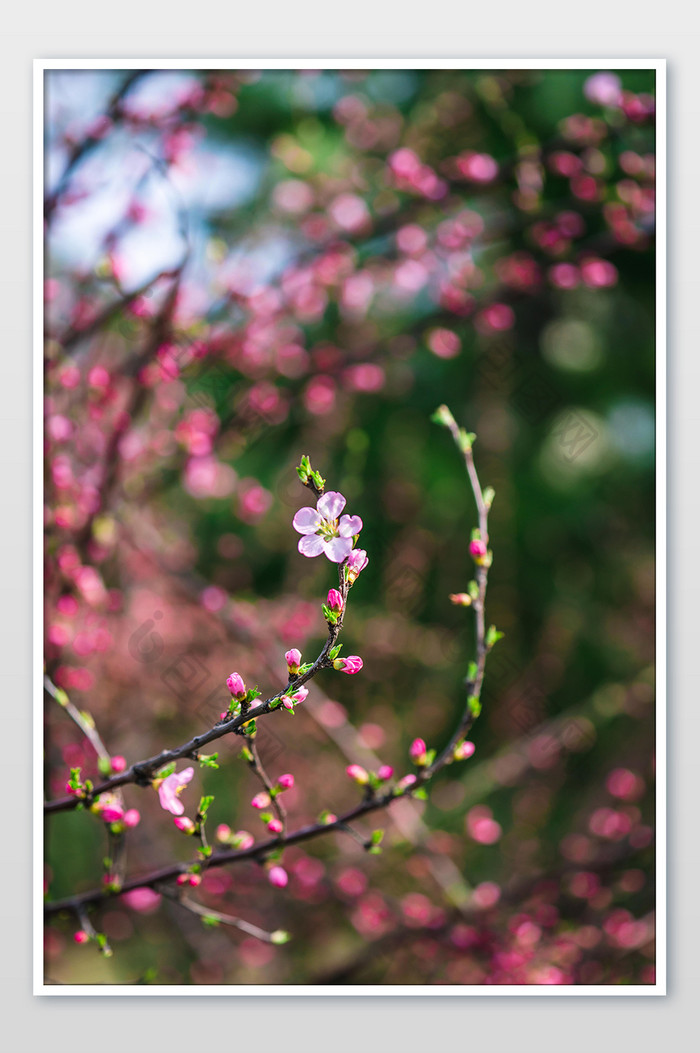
[43,67,656,985]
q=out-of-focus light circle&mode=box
[541,318,603,373]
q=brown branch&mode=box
[44,70,149,222]
[45,789,400,917]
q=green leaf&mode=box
[202,914,220,928]
[328,644,342,661]
[198,753,219,770]
[458,428,475,452]
[368,845,383,855]
[156,762,176,780]
[271,929,291,945]
[413,787,428,801]
[198,795,215,817]
[485,625,505,649]
[468,581,479,600]
[54,687,69,708]
[430,404,456,429]
[296,455,311,483]
[483,486,495,508]
[370,829,384,845]
[467,661,478,682]
[97,757,112,777]
[468,695,482,717]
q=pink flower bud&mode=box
[333,655,363,675]
[110,755,127,773]
[123,809,141,828]
[251,792,271,810]
[269,865,288,888]
[101,804,125,823]
[346,548,368,583]
[74,930,90,944]
[267,818,283,834]
[176,873,189,886]
[327,588,344,613]
[233,830,255,850]
[453,741,476,761]
[283,685,308,709]
[277,773,295,790]
[378,765,394,781]
[322,812,338,825]
[226,672,247,699]
[449,593,472,607]
[285,648,302,674]
[469,539,488,563]
[398,774,417,792]
[216,823,232,842]
[346,764,369,785]
[188,874,202,887]
[409,738,427,761]
[173,816,195,834]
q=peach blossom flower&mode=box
[293,491,362,563]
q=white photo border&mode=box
[34,57,666,997]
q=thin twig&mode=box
[44,675,112,767]
[165,891,286,944]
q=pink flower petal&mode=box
[317,490,346,520]
[298,533,326,557]
[338,514,362,537]
[293,507,323,534]
[325,536,353,563]
[158,768,194,815]
[159,783,185,815]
